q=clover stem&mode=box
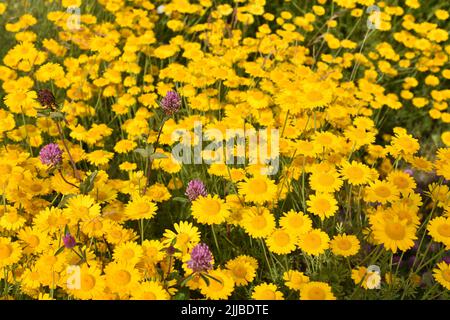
[143,116,167,194]
[56,120,81,181]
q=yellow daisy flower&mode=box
[427,216,450,247]
[242,207,276,238]
[330,234,360,257]
[238,175,277,204]
[283,270,310,291]
[131,281,170,300]
[299,281,336,300]
[297,229,330,256]
[433,261,450,290]
[0,237,22,268]
[113,241,144,266]
[266,228,297,254]
[364,180,400,204]
[162,221,201,254]
[307,192,338,220]
[251,283,284,300]
[191,194,230,225]
[200,269,235,300]
[279,210,312,237]
[372,213,417,253]
[124,194,158,220]
[309,169,343,193]
[104,262,142,295]
[226,257,257,286]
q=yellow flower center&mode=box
[176,233,190,245]
[44,256,57,266]
[208,275,224,291]
[314,198,330,213]
[142,292,157,300]
[81,274,96,291]
[337,239,352,250]
[347,167,364,180]
[0,164,12,175]
[316,135,332,146]
[205,199,221,216]
[308,287,326,300]
[111,230,123,239]
[145,247,157,257]
[252,215,267,230]
[442,269,450,282]
[122,248,135,260]
[395,209,410,222]
[317,173,334,187]
[385,222,406,240]
[393,176,408,189]
[30,183,42,192]
[77,206,90,217]
[27,235,40,248]
[6,212,19,223]
[114,270,131,286]
[233,265,247,278]
[304,233,321,248]
[96,191,107,201]
[374,186,391,198]
[288,216,304,229]
[261,289,276,299]
[306,89,324,102]
[137,202,150,215]
[47,215,58,226]
[300,142,314,152]
[0,243,12,259]
[17,92,28,100]
[273,231,290,246]
[30,271,40,281]
[437,224,450,238]
[249,179,268,194]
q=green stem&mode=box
[260,239,276,281]
[211,225,221,257]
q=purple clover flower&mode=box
[160,90,181,115]
[39,143,63,166]
[37,89,56,108]
[63,233,76,249]
[185,179,207,201]
[187,243,213,273]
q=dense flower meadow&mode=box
[0,0,449,300]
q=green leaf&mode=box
[54,245,65,256]
[174,286,190,300]
[180,273,194,287]
[174,291,188,300]
[199,273,210,286]
[204,273,222,285]
[79,171,98,195]
[172,197,189,203]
